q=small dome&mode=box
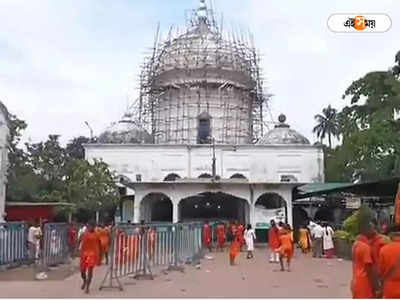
[258,114,310,145]
[98,116,153,144]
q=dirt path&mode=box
[0,247,352,298]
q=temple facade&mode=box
[85,1,324,228]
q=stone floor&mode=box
[0,246,352,298]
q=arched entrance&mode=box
[164,173,181,181]
[293,206,310,234]
[179,192,249,224]
[230,173,247,180]
[198,173,212,179]
[314,207,334,222]
[255,193,287,224]
[254,193,287,243]
[140,193,173,223]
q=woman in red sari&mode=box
[203,222,212,252]
[216,223,226,251]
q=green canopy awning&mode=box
[297,183,354,195]
[295,177,400,200]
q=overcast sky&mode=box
[1,0,399,145]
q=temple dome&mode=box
[98,115,153,144]
[152,4,253,87]
[257,114,310,145]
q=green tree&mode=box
[313,105,339,148]
[66,136,91,160]
[25,135,67,200]
[6,114,45,202]
[7,113,27,176]
[5,114,120,217]
[63,158,119,216]
[331,51,400,181]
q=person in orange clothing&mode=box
[237,223,245,251]
[378,225,400,299]
[369,221,387,269]
[229,233,241,266]
[351,216,380,299]
[277,224,294,272]
[216,223,226,251]
[80,221,101,294]
[230,221,238,242]
[96,223,111,265]
[268,220,281,263]
[203,221,212,252]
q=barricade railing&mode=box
[0,222,28,267]
[41,223,69,268]
[100,222,204,291]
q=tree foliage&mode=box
[324,51,400,182]
[64,159,119,212]
[66,136,91,160]
[25,135,67,197]
[6,118,119,219]
[7,114,27,176]
[6,114,44,202]
[313,105,339,148]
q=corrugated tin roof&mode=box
[295,178,400,200]
[297,182,354,194]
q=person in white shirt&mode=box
[322,222,335,258]
[244,224,256,259]
[311,221,324,258]
[308,220,317,235]
[28,220,42,262]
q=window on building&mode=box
[197,112,211,144]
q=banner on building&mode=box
[254,206,286,229]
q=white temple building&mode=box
[85,1,324,228]
[0,102,9,222]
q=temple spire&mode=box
[197,0,207,22]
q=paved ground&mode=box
[0,246,352,298]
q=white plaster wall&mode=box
[85,144,314,226]
[85,144,324,184]
[0,112,8,222]
[130,183,294,226]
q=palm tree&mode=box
[313,105,339,148]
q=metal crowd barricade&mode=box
[41,223,69,268]
[100,222,204,291]
[0,222,28,268]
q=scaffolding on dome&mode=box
[126,1,272,145]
